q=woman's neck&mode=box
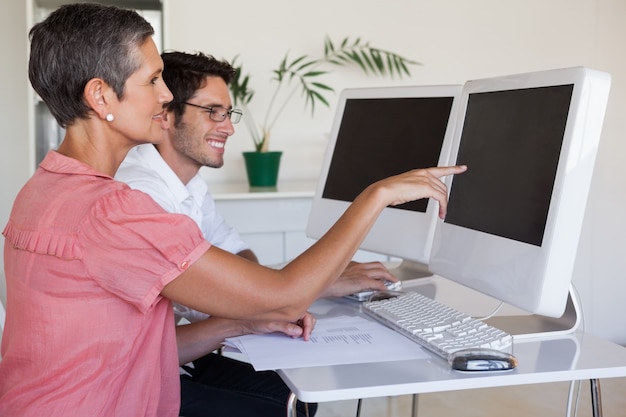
[58,121,134,177]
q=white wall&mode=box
[163,0,626,343]
[0,1,32,305]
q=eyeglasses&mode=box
[184,102,243,124]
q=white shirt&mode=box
[116,144,250,322]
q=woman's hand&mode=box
[241,311,317,341]
[371,165,467,219]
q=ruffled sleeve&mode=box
[3,220,81,260]
[77,188,211,312]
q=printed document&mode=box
[223,315,429,371]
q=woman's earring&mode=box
[106,113,115,122]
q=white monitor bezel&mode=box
[429,67,611,318]
[306,84,463,264]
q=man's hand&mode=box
[320,261,397,298]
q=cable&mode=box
[472,301,505,321]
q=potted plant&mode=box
[229,36,420,187]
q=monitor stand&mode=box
[484,284,581,340]
[386,261,580,340]
[386,259,433,281]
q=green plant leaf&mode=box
[302,70,327,78]
[311,82,333,91]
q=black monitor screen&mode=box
[445,84,574,246]
[322,96,455,212]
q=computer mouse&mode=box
[346,281,403,301]
[366,290,405,302]
[448,348,518,372]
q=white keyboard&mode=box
[363,291,513,360]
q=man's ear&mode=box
[84,78,114,121]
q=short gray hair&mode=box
[29,3,154,127]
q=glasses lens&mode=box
[207,107,242,124]
[207,107,226,123]
[230,110,242,124]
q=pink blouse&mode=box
[0,151,211,417]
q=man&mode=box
[116,51,397,417]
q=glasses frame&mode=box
[184,102,243,124]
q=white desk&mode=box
[278,278,626,417]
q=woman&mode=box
[0,3,465,417]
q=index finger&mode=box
[427,164,467,178]
[298,313,317,341]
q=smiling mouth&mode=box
[207,139,225,149]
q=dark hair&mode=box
[160,51,236,126]
[28,3,154,128]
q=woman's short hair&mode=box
[28,3,154,127]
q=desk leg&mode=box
[590,379,602,417]
[287,392,298,417]
[411,394,419,417]
[355,398,362,417]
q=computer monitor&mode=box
[306,85,462,274]
[429,67,611,334]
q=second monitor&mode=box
[306,85,462,271]
[429,67,611,328]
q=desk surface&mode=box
[278,278,626,403]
